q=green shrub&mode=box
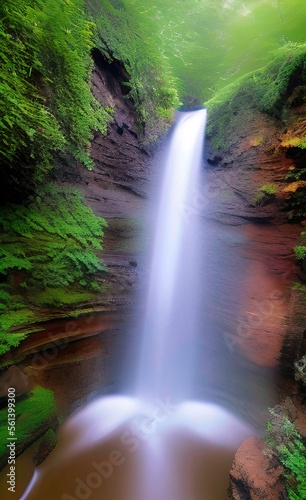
[0,0,112,198]
[87,0,180,137]
[0,183,107,355]
[0,183,107,287]
[264,409,306,500]
[205,43,306,152]
[294,245,306,260]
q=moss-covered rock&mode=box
[205,43,306,154]
[0,386,57,470]
[0,183,107,355]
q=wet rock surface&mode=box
[0,52,152,374]
[228,437,286,500]
[205,103,306,499]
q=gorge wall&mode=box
[0,52,155,479]
[204,75,306,498]
[1,46,306,500]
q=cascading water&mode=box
[20,110,253,500]
[136,109,206,400]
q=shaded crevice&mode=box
[91,47,131,97]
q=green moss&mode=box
[0,386,56,462]
[0,0,112,199]
[28,287,95,307]
[292,282,306,293]
[205,43,306,153]
[254,183,278,205]
[282,137,306,149]
[264,409,306,500]
[87,0,180,137]
[259,183,278,195]
[0,183,107,355]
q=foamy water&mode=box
[21,396,252,500]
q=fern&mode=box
[0,0,112,199]
[87,0,180,137]
[0,183,107,289]
[0,184,108,355]
[264,409,306,499]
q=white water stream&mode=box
[136,109,206,400]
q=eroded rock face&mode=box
[228,437,286,500]
[200,105,303,371]
[3,55,306,494]
[205,110,293,225]
[78,52,156,312]
[204,96,306,499]
[87,53,152,201]
[1,53,155,417]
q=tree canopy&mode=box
[127,0,306,101]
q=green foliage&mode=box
[294,245,306,260]
[34,0,112,158]
[254,183,278,205]
[280,433,306,498]
[286,167,306,181]
[0,386,56,463]
[0,332,28,357]
[0,184,107,355]
[282,137,306,149]
[292,282,306,293]
[259,184,278,195]
[205,43,306,152]
[0,285,35,355]
[128,0,306,102]
[0,0,112,198]
[86,0,180,136]
[264,409,306,500]
[0,183,107,288]
[28,287,95,307]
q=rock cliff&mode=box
[204,86,306,499]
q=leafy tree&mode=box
[126,0,306,101]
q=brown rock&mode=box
[228,437,286,499]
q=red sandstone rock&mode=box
[228,437,286,499]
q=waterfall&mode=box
[21,109,253,500]
[136,109,207,401]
